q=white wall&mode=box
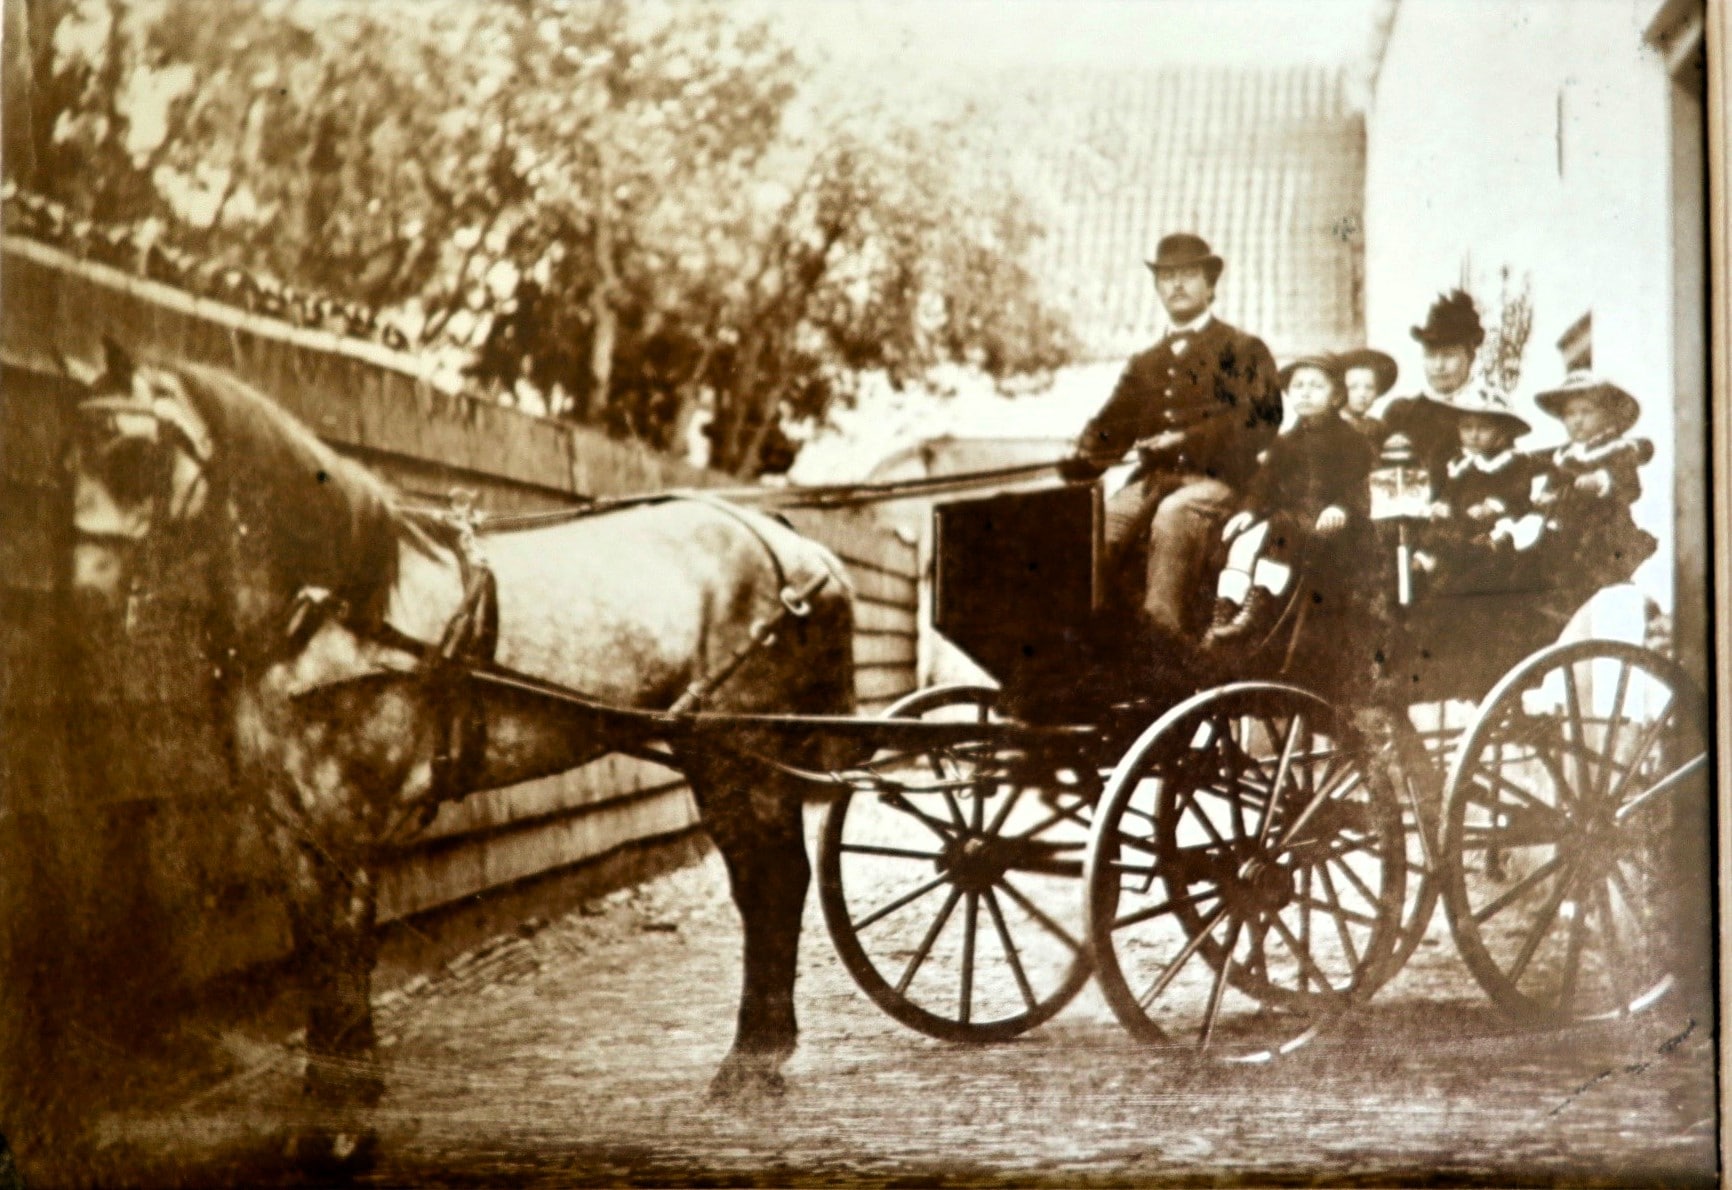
[1364,0,1679,606]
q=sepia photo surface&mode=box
[0,0,1721,1185]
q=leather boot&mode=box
[1206,585,1277,648]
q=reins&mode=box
[396,456,1072,534]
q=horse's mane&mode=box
[165,360,432,623]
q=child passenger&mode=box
[1338,347,1399,439]
[1415,385,1546,593]
[1203,354,1374,650]
[1528,371,1657,588]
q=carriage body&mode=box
[820,479,1706,1053]
[928,480,1578,714]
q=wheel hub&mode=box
[1225,853,1296,915]
[941,834,1007,893]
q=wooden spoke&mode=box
[984,887,1038,1013]
[1465,767,1566,822]
[1470,853,1566,925]
[1321,849,1380,910]
[1261,714,1306,845]
[854,872,950,933]
[1604,697,1678,805]
[1111,883,1222,931]
[1313,864,1363,969]
[1560,661,1591,799]
[1457,818,1566,850]
[1504,854,1582,986]
[1199,916,1245,1051]
[1267,909,1342,992]
[997,876,1083,954]
[1593,659,1635,803]
[880,791,961,842]
[1554,885,1592,1014]
[839,842,945,862]
[983,785,1025,835]
[941,789,969,832]
[960,892,979,1024]
[1292,889,1380,930]
[1615,753,1708,823]
[895,884,964,995]
[1135,903,1229,1011]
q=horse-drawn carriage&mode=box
[815,480,1709,1058]
[62,347,1708,1164]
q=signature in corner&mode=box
[1547,1019,1698,1117]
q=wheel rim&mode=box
[818,686,1095,1042]
[1441,640,1709,1023]
[1086,684,1406,1060]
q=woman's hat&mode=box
[1146,233,1223,283]
[1533,370,1642,436]
[1411,289,1486,349]
[1336,347,1399,396]
[1278,353,1345,392]
[1446,382,1531,439]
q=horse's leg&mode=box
[685,753,809,1101]
[278,835,383,1171]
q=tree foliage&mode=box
[7,0,1076,475]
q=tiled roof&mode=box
[972,64,1366,360]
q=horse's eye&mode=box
[99,438,158,504]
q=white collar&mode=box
[1167,311,1214,337]
[1447,448,1516,478]
[1556,432,1620,464]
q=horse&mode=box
[65,340,856,1165]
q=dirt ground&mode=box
[74,806,1718,1188]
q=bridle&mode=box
[71,375,215,629]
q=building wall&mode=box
[1363,0,1682,606]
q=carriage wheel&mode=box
[817,685,1095,1042]
[1440,640,1709,1023]
[1085,683,1407,1059]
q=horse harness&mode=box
[284,489,833,833]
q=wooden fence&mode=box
[0,237,919,1045]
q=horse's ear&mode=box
[100,336,136,389]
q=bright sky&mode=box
[759,0,1385,71]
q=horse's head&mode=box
[68,340,213,613]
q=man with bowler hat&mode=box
[1060,233,1282,662]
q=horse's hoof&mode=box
[706,1056,787,1104]
[285,1126,379,1180]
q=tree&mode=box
[5,0,1077,477]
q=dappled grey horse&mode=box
[66,342,855,1167]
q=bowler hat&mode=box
[1277,353,1345,393]
[1410,289,1485,349]
[1337,347,1399,397]
[1446,382,1531,439]
[1147,233,1223,283]
[1533,370,1642,436]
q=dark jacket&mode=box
[1531,434,1658,585]
[1073,317,1282,487]
[1533,435,1653,517]
[1243,415,1375,522]
[1435,449,1544,528]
